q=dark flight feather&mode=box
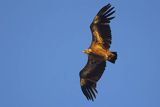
[80,54,106,101]
[90,3,115,49]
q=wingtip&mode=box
[97,3,112,16]
[107,3,111,7]
[96,3,115,22]
[80,79,98,101]
[81,86,98,101]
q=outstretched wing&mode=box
[79,54,106,101]
[90,3,115,49]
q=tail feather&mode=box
[108,52,117,63]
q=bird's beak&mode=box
[83,50,87,53]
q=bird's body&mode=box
[79,4,117,101]
[86,40,114,61]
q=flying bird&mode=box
[79,3,117,101]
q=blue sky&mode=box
[0,0,160,107]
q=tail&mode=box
[108,52,117,64]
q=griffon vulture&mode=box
[79,3,117,101]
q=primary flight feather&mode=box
[79,3,117,101]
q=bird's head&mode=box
[83,49,92,54]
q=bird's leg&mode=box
[92,48,108,61]
[105,55,109,60]
[96,49,112,61]
[105,51,115,60]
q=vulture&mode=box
[79,3,117,101]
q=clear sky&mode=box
[0,0,160,107]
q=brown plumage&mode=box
[79,3,117,101]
